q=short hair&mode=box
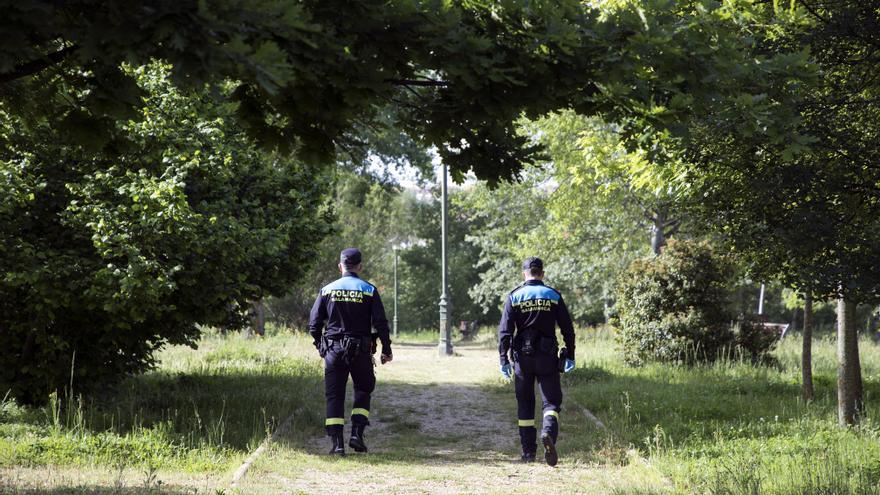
[524,265,544,277]
[522,256,544,277]
[342,261,361,271]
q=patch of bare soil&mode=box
[278,346,612,495]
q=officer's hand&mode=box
[500,363,512,380]
[380,353,393,364]
[563,359,575,373]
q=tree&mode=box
[0,0,815,183]
[459,109,695,323]
[0,0,587,181]
[456,178,555,319]
[1,0,824,404]
[0,64,332,404]
[458,114,656,324]
[666,1,880,425]
[267,170,497,332]
[527,110,686,258]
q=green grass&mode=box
[0,330,324,474]
[391,328,440,344]
[393,325,494,345]
[564,328,880,494]
[3,325,880,494]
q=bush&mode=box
[0,65,332,404]
[734,315,781,364]
[615,239,736,365]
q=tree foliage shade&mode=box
[673,1,880,304]
[0,0,815,183]
[0,65,332,404]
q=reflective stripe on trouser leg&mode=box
[325,417,345,434]
[543,409,559,442]
[351,408,370,424]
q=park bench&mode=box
[750,314,790,340]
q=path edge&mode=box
[229,406,304,489]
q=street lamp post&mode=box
[758,283,766,315]
[438,162,454,356]
[393,247,399,339]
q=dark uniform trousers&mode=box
[324,340,375,434]
[513,351,562,454]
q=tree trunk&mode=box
[868,305,880,339]
[603,287,611,323]
[651,211,666,255]
[802,292,814,402]
[250,299,266,337]
[853,316,864,415]
[837,296,862,425]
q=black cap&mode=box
[522,256,543,271]
[340,248,362,266]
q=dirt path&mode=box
[237,343,644,495]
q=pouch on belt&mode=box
[539,336,558,355]
[341,335,371,363]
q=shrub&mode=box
[0,65,332,404]
[734,315,781,364]
[615,239,736,365]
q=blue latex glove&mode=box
[500,363,513,380]
[563,359,575,373]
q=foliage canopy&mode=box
[1,0,814,183]
[0,65,332,403]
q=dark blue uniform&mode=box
[309,272,392,435]
[499,280,575,455]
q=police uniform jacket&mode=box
[498,279,575,365]
[308,272,391,351]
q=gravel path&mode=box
[249,343,621,495]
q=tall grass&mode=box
[565,328,880,495]
[0,331,324,472]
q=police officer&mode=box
[309,248,393,455]
[499,257,576,466]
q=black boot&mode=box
[349,424,368,453]
[329,431,346,456]
[520,452,536,463]
[541,432,558,466]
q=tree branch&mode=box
[385,78,448,87]
[0,45,79,84]
[664,220,682,238]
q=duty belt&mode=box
[514,329,558,357]
[322,334,371,364]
